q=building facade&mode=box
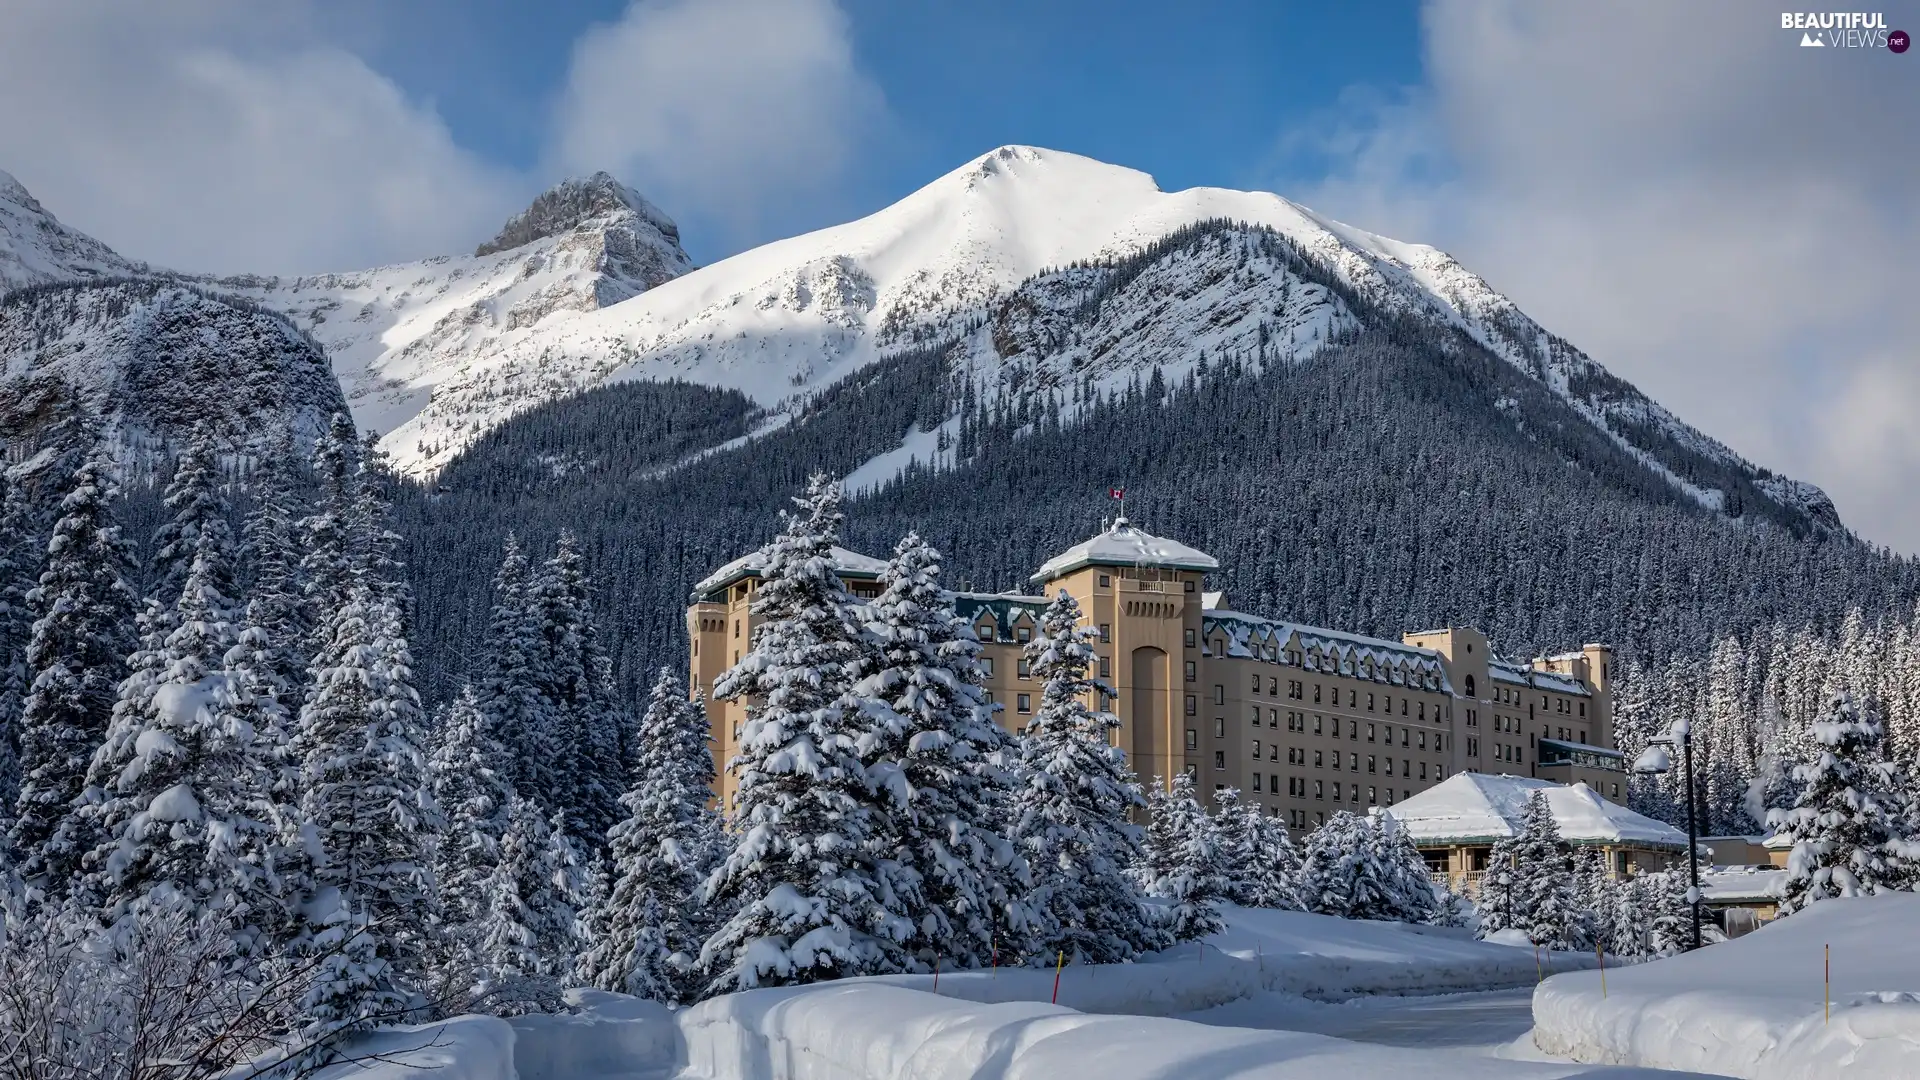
[687,519,1628,819]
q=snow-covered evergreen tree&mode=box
[1007,589,1164,964]
[528,532,622,844]
[0,471,42,816]
[474,536,553,810]
[1140,772,1226,940]
[8,447,137,889]
[1475,832,1526,940]
[1370,810,1438,925]
[466,793,562,1013]
[427,686,512,934]
[698,475,917,993]
[149,424,231,605]
[1241,805,1303,910]
[78,528,284,954]
[1300,810,1415,920]
[1571,848,1610,954]
[851,532,1029,969]
[291,582,437,1029]
[1209,788,1256,906]
[298,413,358,659]
[237,439,310,701]
[580,670,719,1002]
[1510,792,1582,949]
[1768,690,1918,915]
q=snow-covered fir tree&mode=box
[78,528,286,954]
[1139,772,1226,940]
[1208,788,1256,906]
[1006,589,1164,964]
[1240,804,1303,910]
[148,424,231,605]
[1369,810,1438,925]
[0,470,43,815]
[1768,690,1918,915]
[298,414,359,655]
[1572,848,1610,955]
[291,582,437,1030]
[1475,830,1526,940]
[1298,811,1405,920]
[427,686,513,940]
[475,537,553,810]
[467,793,563,1013]
[528,532,623,844]
[580,670,719,1001]
[1509,792,1582,949]
[8,446,137,888]
[237,439,310,700]
[851,532,1030,970]
[698,475,918,993]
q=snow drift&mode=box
[1531,892,1920,1078]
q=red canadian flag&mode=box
[1109,487,1125,500]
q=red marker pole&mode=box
[1051,950,1065,1004]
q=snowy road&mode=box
[1179,987,1539,1049]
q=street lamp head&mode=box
[1633,744,1674,775]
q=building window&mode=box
[1349,720,1358,740]
[1098,656,1111,679]
[1252,739,1262,758]
[1367,724,1376,743]
[1313,684,1322,703]
[1289,680,1303,700]
[1579,729,1587,744]
[1367,755,1376,774]
[1185,661,1197,682]
[978,623,993,640]
[1099,622,1111,641]
[981,657,994,677]
[1016,626,1031,643]
[1368,786,1377,805]
[1016,693,1031,714]
[1186,695,1197,716]
[1419,762,1427,780]
[1385,789,1395,806]
[1214,684,1225,705]
[1314,750,1324,768]
[1418,702,1426,721]
[1332,782,1343,802]
[1098,574,1111,587]
[1214,751,1225,769]
[1269,775,1279,795]
[1250,707,1261,728]
[1367,693,1375,712]
[1017,659,1031,679]
[1349,752,1359,771]
[1185,580,1196,592]
[1185,629,1197,648]
[1437,767,1446,781]
[1314,781,1324,801]
[1579,702,1586,717]
[1252,771,1262,790]
[1269,708,1280,728]
[1185,763,1197,780]
[1214,716,1225,738]
[1186,728,1198,750]
[1313,714,1323,735]
[1251,674,1261,694]
[1465,675,1476,697]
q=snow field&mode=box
[1531,893,1920,1078]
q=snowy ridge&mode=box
[202,172,694,443]
[0,169,143,295]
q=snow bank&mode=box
[313,1015,517,1080]
[873,906,1597,1015]
[1532,893,1920,1078]
[678,981,1696,1079]
[509,989,682,1080]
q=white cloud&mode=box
[548,0,887,254]
[1282,0,1920,551]
[0,0,522,275]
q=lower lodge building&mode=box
[688,518,1629,824]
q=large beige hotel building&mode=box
[687,519,1628,825]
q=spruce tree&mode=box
[0,472,42,816]
[1370,810,1438,924]
[1006,589,1164,964]
[238,440,310,700]
[1510,792,1581,949]
[299,413,358,659]
[1298,811,1388,919]
[475,537,553,809]
[580,670,720,1002]
[1141,772,1226,940]
[468,793,562,1013]
[427,686,513,934]
[850,532,1029,969]
[1242,806,1303,910]
[698,475,917,992]
[528,533,622,843]
[8,448,137,888]
[1476,830,1527,940]
[1210,788,1257,906]
[1768,690,1918,914]
[292,583,436,1029]
[149,424,231,605]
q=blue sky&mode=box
[341,0,1427,263]
[1,0,1916,551]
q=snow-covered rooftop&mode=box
[1200,609,1452,689]
[694,545,888,596]
[1490,658,1591,697]
[1385,773,1687,849]
[1031,517,1218,583]
[1700,867,1787,904]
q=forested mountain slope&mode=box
[397,223,1918,709]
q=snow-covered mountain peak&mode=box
[476,170,681,258]
[0,167,141,295]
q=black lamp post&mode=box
[1634,720,1703,951]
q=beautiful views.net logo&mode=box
[1781,12,1910,51]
